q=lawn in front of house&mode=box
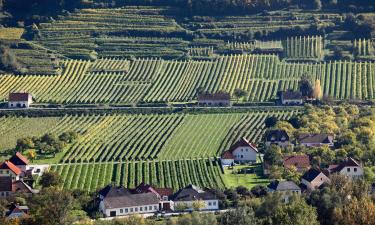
[221,163,270,189]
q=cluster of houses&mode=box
[99,183,219,217]
[218,129,365,203]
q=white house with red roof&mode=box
[8,92,33,108]
[220,137,258,166]
[328,157,363,178]
[0,161,22,181]
[9,152,29,172]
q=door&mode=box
[110,211,116,217]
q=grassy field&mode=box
[222,164,270,189]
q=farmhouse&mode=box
[265,129,290,147]
[99,185,160,217]
[9,152,29,172]
[0,161,22,181]
[171,184,219,211]
[267,180,301,203]
[7,204,29,219]
[283,154,311,173]
[328,157,363,178]
[8,92,33,108]
[0,176,38,197]
[301,168,330,191]
[134,183,173,210]
[220,137,258,166]
[298,133,334,147]
[280,91,303,105]
[197,92,231,107]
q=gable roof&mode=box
[12,180,38,194]
[198,93,230,101]
[221,150,235,159]
[154,187,173,197]
[9,152,29,166]
[283,154,310,170]
[0,176,12,192]
[302,168,326,182]
[281,91,302,100]
[266,130,289,142]
[9,93,31,102]
[328,157,361,173]
[267,180,301,191]
[228,137,258,153]
[103,192,159,209]
[0,161,22,175]
[171,184,217,201]
[298,133,334,144]
[135,183,174,197]
[99,185,130,198]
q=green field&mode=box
[222,164,270,189]
[1,55,374,104]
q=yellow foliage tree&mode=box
[313,79,322,100]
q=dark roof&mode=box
[302,168,325,182]
[283,154,310,170]
[12,180,38,194]
[298,133,334,144]
[198,93,230,101]
[265,130,289,142]
[9,152,29,166]
[9,93,31,102]
[328,157,361,173]
[0,161,22,175]
[154,187,173,197]
[103,192,159,209]
[281,91,302,100]
[267,180,301,191]
[171,184,217,201]
[134,183,173,197]
[0,176,12,192]
[99,185,131,198]
[228,137,258,153]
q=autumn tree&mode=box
[313,79,322,100]
[333,197,375,225]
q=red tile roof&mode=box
[228,137,258,153]
[9,93,31,102]
[283,154,310,170]
[0,161,22,175]
[9,152,29,166]
[221,151,234,159]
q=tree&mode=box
[333,197,375,225]
[265,116,278,128]
[174,203,188,212]
[15,137,34,152]
[233,88,247,102]
[30,187,74,225]
[313,79,322,100]
[192,200,206,211]
[272,196,320,225]
[264,145,283,166]
[299,75,314,98]
[312,0,322,10]
[25,149,37,162]
[40,171,62,188]
[219,206,258,225]
[59,131,78,143]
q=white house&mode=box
[8,92,33,108]
[267,180,301,203]
[0,161,22,181]
[265,129,290,147]
[98,185,160,217]
[298,133,334,147]
[301,168,330,191]
[280,91,303,105]
[220,137,258,166]
[328,157,363,178]
[198,93,231,107]
[171,185,219,211]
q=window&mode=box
[154,206,158,210]
[149,206,152,210]
[10,104,13,107]
[125,209,128,213]
[120,209,123,213]
[144,206,147,211]
[140,207,143,211]
[208,202,212,206]
[213,201,217,206]
[241,155,244,158]
[354,168,357,172]
[135,207,138,212]
[130,208,133,212]
[347,168,350,172]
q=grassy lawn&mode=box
[222,163,270,189]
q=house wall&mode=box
[232,147,257,163]
[174,200,219,211]
[198,100,231,107]
[220,158,234,166]
[0,191,11,198]
[26,165,50,176]
[301,173,330,191]
[281,98,303,105]
[8,100,31,108]
[100,201,159,217]
[0,169,19,180]
[339,166,364,178]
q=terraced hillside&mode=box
[1,56,374,104]
[0,109,298,162]
[49,159,224,191]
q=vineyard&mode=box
[0,109,298,163]
[0,55,374,103]
[49,158,224,191]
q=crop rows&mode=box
[1,55,373,103]
[284,36,323,60]
[50,158,224,191]
[354,39,374,57]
